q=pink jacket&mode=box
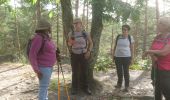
[29,33,56,72]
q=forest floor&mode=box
[0,63,155,100]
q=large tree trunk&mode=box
[88,0,104,90]
[60,0,73,46]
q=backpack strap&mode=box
[115,34,121,47]
[128,35,131,45]
[115,34,132,46]
[82,30,88,49]
[71,30,88,50]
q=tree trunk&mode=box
[36,0,41,20]
[88,0,104,90]
[60,0,73,53]
[14,0,21,59]
[56,3,59,46]
[75,0,79,17]
[143,0,148,52]
[82,0,86,27]
[86,0,89,31]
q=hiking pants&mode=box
[71,53,89,90]
[155,69,170,100]
[114,57,131,88]
[39,67,53,100]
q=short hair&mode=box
[73,18,82,24]
[122,25,130,31]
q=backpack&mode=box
[71,30,88,49]
[115,34,131,47]
[26,34,45,58]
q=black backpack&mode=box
[115,34,131,47]
[26,34,45,58]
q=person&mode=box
[67,18,93,95]
[143,17,170,100]
[29,18,56,100]
[112,25,134,92]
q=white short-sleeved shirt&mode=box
[114,35,134,57]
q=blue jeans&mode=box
[39,67,53,100]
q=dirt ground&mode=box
[0,63,154,100]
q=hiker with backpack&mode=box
[143,17,170,100]
[112,25,134,92]
[67,18,93,95]
[28,18,57,100]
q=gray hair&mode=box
[159,17,170,31]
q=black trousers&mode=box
[71,53,89,90]
[155,69,170,100]
[114,57,131,88]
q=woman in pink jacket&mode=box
[29,18,56,100]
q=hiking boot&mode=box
[71,89,77,95]
[114,85,121,89]
[83,88,92,95]
[122,87,129,92]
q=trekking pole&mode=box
[59,62,70,100]
[57,63,60,100]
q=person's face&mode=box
[122,27,129,35]
[73,22,82,30]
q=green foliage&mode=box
[103,0,145,23]
[130,59,150,70]
[0,0,9,5]
[94,55,112,72]
[48,11,53,18]
[28,0,37,5]
[49,79,57,91]
[130,8,140,22]
[130,64,143,70]
[56,0,60,4]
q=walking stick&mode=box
[56,47,70,100]
[57,62,60,100]
[58,62,70,100]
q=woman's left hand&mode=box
[84,51,91,59]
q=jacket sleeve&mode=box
[29,35,43,73]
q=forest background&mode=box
[0,0,170,91]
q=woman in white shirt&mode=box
[112,25,134,92]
